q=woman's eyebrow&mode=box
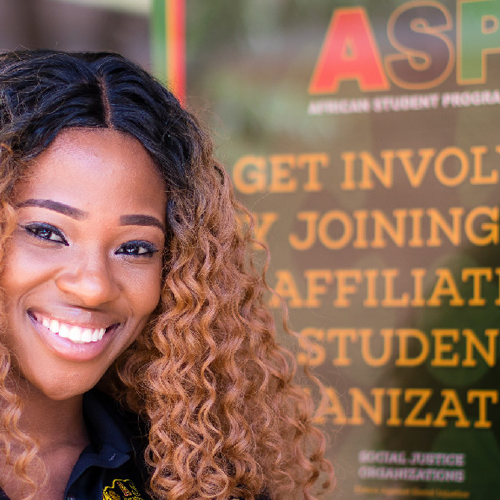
[17,199,165,231]
[120,214,165,232]
[17,199,86,220]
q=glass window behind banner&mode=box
[0,0,150,70]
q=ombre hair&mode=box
[0,50,333,500]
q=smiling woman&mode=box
[3,129,166,402]
[0,50,332,500]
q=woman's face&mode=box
[0,128,167,401]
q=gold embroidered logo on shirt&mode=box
[103,479,144,500]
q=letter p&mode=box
[458,0,500,83]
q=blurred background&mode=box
[4,1,500,498]
[0,0,150,66]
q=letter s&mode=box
[385,1,454,89]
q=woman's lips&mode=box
[29,310,118,345]
[26,309,122,362]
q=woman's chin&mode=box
[12,367,102,402]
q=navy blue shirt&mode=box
[0,390,271,500]
[0,390,151,500]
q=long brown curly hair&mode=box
[0,50,333,500]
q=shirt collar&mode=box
[82,388,133,455]
[65,389,135,495]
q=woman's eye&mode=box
[116,240,158,257]
[20,223,68,245]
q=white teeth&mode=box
[49,319,60,334]
[68,325,83,343]
[59,323,70,339]
[81,328,93,343]
[37,314,109,344]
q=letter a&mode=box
[309,7,389,94]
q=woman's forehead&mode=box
[15,128,167,224]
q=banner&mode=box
[153,1,500,498]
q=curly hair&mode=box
[0,50,333,500]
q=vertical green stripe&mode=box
[150,0,167,83]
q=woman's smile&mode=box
[31,311,114,344]
[33,312,111,344]
[28,310,119,361]
[0,128,167,400]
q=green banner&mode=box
[155,1,500,498]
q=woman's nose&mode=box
[55,253,120,307]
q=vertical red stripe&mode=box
[166,0,186,105]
